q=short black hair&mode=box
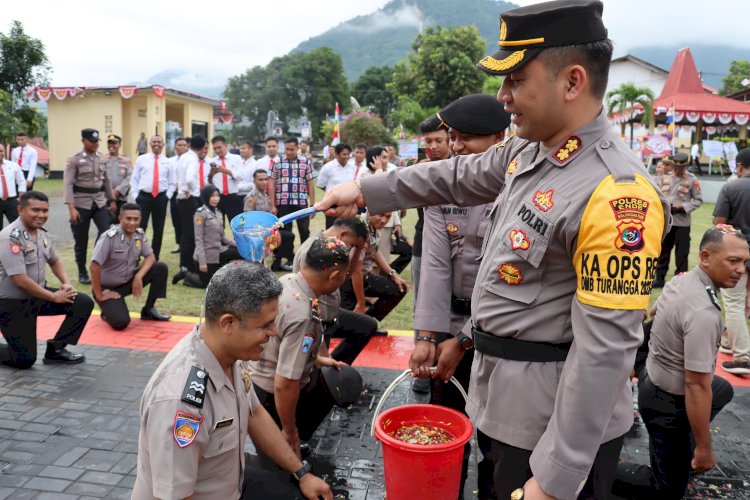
[190,135,207,150]
[420,115,448,134]
[211,135,227,145]
[241,140,255,148]
[354,143,367,151]
[285,137,299,146]
[253,169,268,178]
[700,225,745,251]
[335,143,351,155]
[536,39,614,100]
[20,191,48,207]
[304,236,350,272]
[204,261,282,324]
[15,132,27,137]
[365,146,385,171]
[333,217,369,240]
[119,202,141,215]
[175,137,186,144]
[736,148,750,168]
[265,137,278,145]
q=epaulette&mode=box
[39,227,48,232]
[181,366,209,408]
[706,286,721,311]
[136,227,144,234]
[107,228,117,238]
[10,228,20,239]
[496,132,516,148]
[196,206,205,212]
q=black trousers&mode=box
[177,197,201,270]
[340,274,406,322]
[276,205,310,244]
[169,193,181,246]
[136,191,168,260]
[112,200,127,224]
[241,460,305,499]
[254,370,336,441]
[323,308,377,366]
[0,197,19,229]
[390,235,412,274]
[0,289,94,369]
[655,225,691,280]
[612,374,734,499]
[490,434,624,500]
[219,193,244,225]
[271,228,295,265]
[194,247,242,288]
[96,262,168,330]
[71,203,111,274]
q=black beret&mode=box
[437,94,511,136]
[665,152,689,168]
[478,0,608,75]
[81,128,100,142]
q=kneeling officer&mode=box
[90,203,170,330]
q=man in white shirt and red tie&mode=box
[236,140,257,199]
[130,135,176,260]
[11,132,38,190]
[317,143,354,228]
[347,144,367,179]
[173,136,210,283]
[257,137,281,180]
[0,144,27,227]
[210,135,247,223]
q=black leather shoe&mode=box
[652,278,665,288]
[43,346,85,365]
[274,263,293,273]
[170,246,180,254]
[172,270,186,285]
[141,306,171,321]
[375,328,388,336]
[79,274,91,285]
[412,377,430,394]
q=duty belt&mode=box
[451,295,471,316]
[73,185,105,194]
[473,327,571,362]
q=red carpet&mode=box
[34,315,750,388]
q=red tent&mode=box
[653,48,750,126]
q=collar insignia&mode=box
[552,136,583,164]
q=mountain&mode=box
[623,44,748,91]
[129,69,226,99]
[293,0,517,81]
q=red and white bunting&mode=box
[685,112,701,123]
[717,113,733,125]
[702,112,717,124]
[735,114,749,126]
[220,100,227,112]
[119,86,137,99]
[25,87,37,100]
[222,114,233,124]
[673,111,685,122]
[53,88,69,100]
[705,126,717,135]
[36,88,52,101]
[152,85,165,98]
[69,87,82,97]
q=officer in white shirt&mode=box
[347,144,367,179]
[130,135,176,260]
[11,132,38,190]
[257,137,281,180]
[169,137,189,255]
[210,135,248,223]
[317,144,355,228]
[237,140,257,197]
[0,144,27,227]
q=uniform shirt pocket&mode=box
[202,424,239,459]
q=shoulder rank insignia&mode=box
[552,136,582,164]
[196,206,205,212]
[241,367,251,393]
[10,228,20,239]
[181,366,209,408]
[706,286,721,311]
[496,132,516,148]
[136,227,144,234]
[173,410,203,448]
[107,228,117,238]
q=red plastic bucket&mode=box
[374,403,473,500]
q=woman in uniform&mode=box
[179,185,240,288]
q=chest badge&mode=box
[446,223,459,234]
[507,157,518,175]
[135,239,142,249]
[241,368,252,392]
[497,263,523,286]
[552,136,582,163]
[173,410,203,448]
[532,189,555,212]
[509,229,530,251]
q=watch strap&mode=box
[416,335,438,345]
[293,461,312,481]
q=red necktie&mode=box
[152,156,159,197]
[267,157,274,195]
[221,157,229,195]
[17,148,22,167]
[199,159,205,189]
[354,161,361,178]
[0,166,8,200]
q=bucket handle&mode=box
[370,368,468,437]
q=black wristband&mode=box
[416,336,438,345]
[292,460,312,481]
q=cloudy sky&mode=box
[6,0,748,90]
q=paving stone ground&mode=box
[0,342,748,499]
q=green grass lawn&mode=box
[39,177,718,330]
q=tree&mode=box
[606,83,654,148]
[224,48,348,142]
[352,65,396,119]
[482,76,503,96]
[389,26,487,110]
[720,60,750,96]
[0,21,49,142]
[388,96,438,134]
[340,112,392,147]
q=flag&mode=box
[665,102,675,154]
[331,102,340,146]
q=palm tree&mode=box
[606,83,655,148]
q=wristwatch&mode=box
[511,488,524,500]
[456,332,474,351]
[292,460,312,481]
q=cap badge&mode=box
[553,136,582,163]
[497,263,523,286]
[479,50,526,72]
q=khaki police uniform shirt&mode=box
[64,150,114,209]
[132,327,261,500]
[193,206,235,266]
[360,111,671,499]
[646,267,723,395]
[415,203,491,334]
[105,154,133,201]
[657,172,703,227]
[249,272,324,393]
[292,230,339,323]
[244,188,272,213]
[90,225,152,288]
[0,219,56,299]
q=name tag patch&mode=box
[215,418,234,429]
